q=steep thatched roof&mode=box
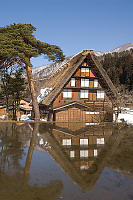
[39,50,118,106]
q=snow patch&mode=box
[0,115,6,120]
[20,114,31,121]
[94,51,104,56]
[118,113,133,125]
[126,47,133,51]
[37,88,52,104]
[112,47,120,52]
[114,107,133,125]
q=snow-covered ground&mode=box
[118,113,133,125]
[114,107,133,125]
[20,114,31,121]
[0,115,6,120]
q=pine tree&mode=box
[0,23,65,120]
[101,50,133,91]
[0,68,25,120]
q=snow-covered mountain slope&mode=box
[32,57,71,79]
[94,51,104,56]
[111,43,133,53]
[95,43,133,56]
[33,43,133,79]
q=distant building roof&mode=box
[22,98,31,103]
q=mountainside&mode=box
[101,48,133,91]
[95,43,133,56]
[33,43,133,79]
[32,57,71,79]
[111,43,133,53]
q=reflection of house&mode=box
[39,123,113,191]
[52,125,112,172]
[38,50,118,122]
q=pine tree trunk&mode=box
[2,79,9,119]
[25,64,40,121]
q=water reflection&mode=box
[0,123,63,200]
[39,123,114,191]
[0,122,133,200]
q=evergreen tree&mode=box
[0,23,65,120]
[0,68,25,120]
[101,50,133,91]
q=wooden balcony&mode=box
[71,76,99,80]
[64,87,103,91]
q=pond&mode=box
[0,122,133,200]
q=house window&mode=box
[94,149,98,157]
[81,79,89,87]
[86,111,99,114]
[97,90,104,98]
[63,89,72,98]
[62,139,71,146]
[80,165,89,170]
[80,139,88,146]
[71,78,75,87]
[94,79,98,88]
[70,150,75,158]
[80,90,88,98]
[80,150,88,158]
[81,68,89,73]
[96,138,104,145]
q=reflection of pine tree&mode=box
[0,123,63,200]
[0,123,24,173]
[0,173,63,200]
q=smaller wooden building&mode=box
[0,98,32,120]
[0,100,6,118]
[38,50,118,122]
[20,98,32,115]
[0,106,6,117]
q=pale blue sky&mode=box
[1,0,133,67]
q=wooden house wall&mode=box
[53,92,112,108]
[41,60,114,122]
[55,107,107,122]
[53,62,112,109]
[0,107,6,116]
